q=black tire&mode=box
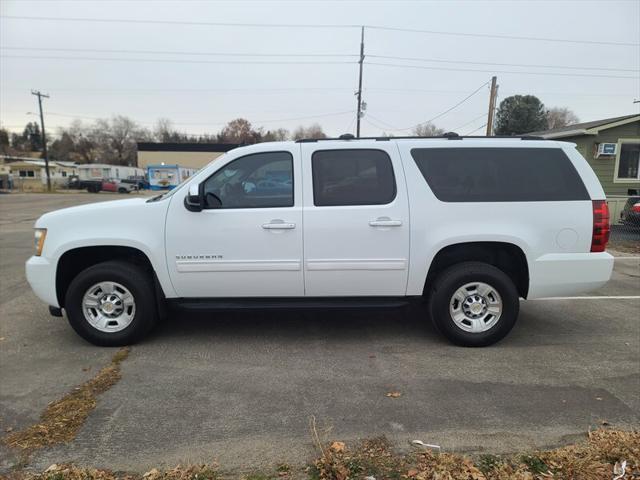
[428,261,519,347]
[65,260,158,346]
[118,188,129,194]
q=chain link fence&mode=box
[608,195,640,254]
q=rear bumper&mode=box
[25,256,59,308]
[528,252,614,299]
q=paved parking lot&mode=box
[1,193,639,472]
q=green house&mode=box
[530,114,639,198]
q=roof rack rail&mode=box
[294,134,548,143]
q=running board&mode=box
[169,297,415,311]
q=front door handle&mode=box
[262,220,296,230]
[369,217,402,227]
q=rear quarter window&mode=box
[410,147,590,202]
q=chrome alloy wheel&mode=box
[449,282,502,333]
[82,281,136,333]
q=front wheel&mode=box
[65,260,158,346]
[428,262,519,347]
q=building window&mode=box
[27,171,35,177]
[61,171,67,177]
[614,140,640,182]
[19,170,27,177]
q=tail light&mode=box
[591,200,610,252]
[632,202,640,213]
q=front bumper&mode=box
[528,252,614,299]
[25,256,59,308]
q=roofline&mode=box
[137,142,239,153]
[536,114,640,139]
[77,163,143,168]
[296,133,546,143]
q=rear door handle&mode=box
[369,217,402,227]
[262,220,296,230]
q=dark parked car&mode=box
[620,196,640,227]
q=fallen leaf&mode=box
[407,468,419,477]
[143,468,160,479]
[601,420,610,426]
[386,391,402,398]
[44,465,59,473]
[335,465,349,480]
[5,427,13,433]
[0,337,5,341]
[595,397,603,401]
[330,441,346,453]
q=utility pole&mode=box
[485,76,498,136]
[31,90,51,191]
[356,26,365,138]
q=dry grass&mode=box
[609,241,640,254]
[311,429,639,480]
[3,348,130,452]
[3,428,639,479]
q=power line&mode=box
[466,124,488,136]
[0,15,359,29]
[369,80,491,132]
[1,87,355,94]
[5,54,635,79]
[1,15,636,47]
[5,110,357,127]
[367,62,639,80]
[451,113,487,132]
[2,86,634,98]
[0,55,355,66]
[367,54,638,73]
[0,46,357,58]
[365,25,638,47]
[4,46,635,74]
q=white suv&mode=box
[26,135,614,347]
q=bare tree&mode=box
[0,128,11,155]
[154,118,175,142]
[546,107,579,129]
[218,118,261,144]
[412,122,445,137]
[263,128,290,142]
[292,123,327,140]
[92,116,148,166]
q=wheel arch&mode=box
[424,241,530,299]
[56,245,165,308]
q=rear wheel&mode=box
[65,260,157,346]
[428,261,519,347]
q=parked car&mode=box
[26,135,614,347]
[66,176,102,193]
[620,196,640,227]
[122,177,149,190]
[101,179,138,194]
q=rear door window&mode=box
[410,147,589,202]
[312,149,396,206]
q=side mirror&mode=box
[184,183,203,212]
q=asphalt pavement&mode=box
[1,193,638,473]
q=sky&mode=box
[1,0,639,139]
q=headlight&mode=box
[34,228,47,256]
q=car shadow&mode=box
[148,304,450,345]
